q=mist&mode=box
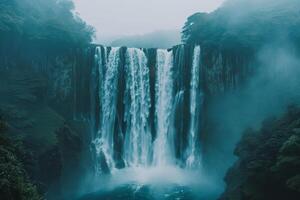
[1,0,299,199]
[73,0,224,44]
[221,0,299,26]
[205,41,300,181]
[190,0,300,178]
[110,30,181,48]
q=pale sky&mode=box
[73,0,224,41]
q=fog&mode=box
[79,166,222,200]
[110,30,181,48]
[224,0,299,25]
[74,0,300,198]
[177,0,297,184]
[73,0,224,44]
[76,0,300,198]
[205,42,300,182]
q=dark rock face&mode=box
[221,106,300,200]
[144,48,157,141]
[38,147,62,192]
[82,45,254,168]
[55,124,85,199]
[0,43,93,199]
[172,45,193,160]
[0,39,257,199]
[201,49,254,96]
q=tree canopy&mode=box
[182,0,300,51]
[0,0,94,48]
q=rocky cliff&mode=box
[75,44,254,170]
[0,44,92,199]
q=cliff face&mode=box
[0,44,92,199]
[201,49,253,96]
[0,1,94,199]
[73,44,255,174]
[0,38,260,198]
[221,106,300,200]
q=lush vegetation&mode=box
[182,0,300,51]
[221,106,300,200]
[0,1,91,199]
[0,0,94,49]
[0,118,42,200]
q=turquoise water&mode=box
[80,185,198,200]
[78,167,220,200]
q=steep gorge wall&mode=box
[0,44,92,199]
[0,42,255,197]
[74,44,255,171]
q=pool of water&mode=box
[78,167,221,200]
[80,184,200,200]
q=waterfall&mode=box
[186,46,202,168]
[92,45,203,174]
[123,48,152,167]
[153,49,175,166]
[90,47,100,135]
[93,46,106,175]
[94,47,120,172]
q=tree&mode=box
[0,0,94,48]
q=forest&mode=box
[0,0,299,200]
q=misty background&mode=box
[73,0,224,47]
[1,0,300,199]
[71,0,300,189]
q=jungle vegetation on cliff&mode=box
[182,0,300,51]
[0,0,94,49]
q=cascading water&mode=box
[186,46,202,168]
[153,49,175,166]
[93,46,107,175]
[92,45,203,174]
[123,48,152,167]
[94,47,120,172]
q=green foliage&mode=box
[222,107,300,200]
[0,117,7,132]
[182,0,300,51]
[0,119,42,200]
[0,0,94,47]
[181,13,208,44]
